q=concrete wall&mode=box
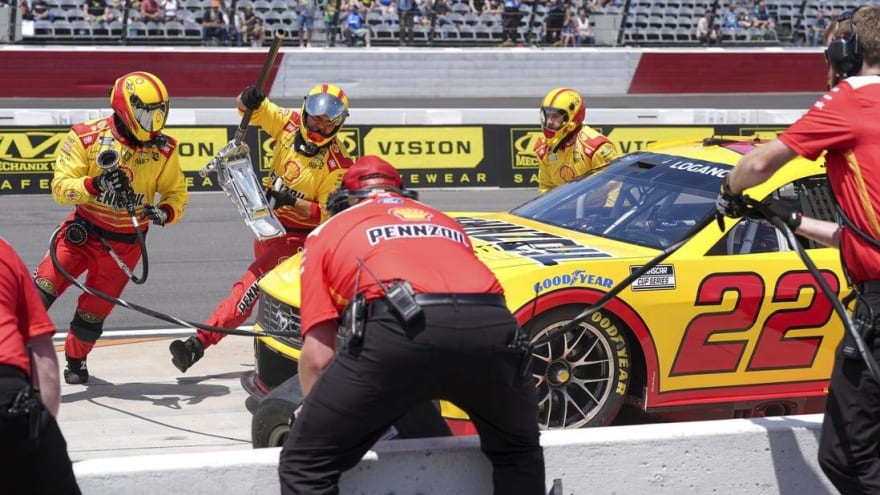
[74,414,836,495]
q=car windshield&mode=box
[511,152,728,249]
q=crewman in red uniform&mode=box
[278,156,545,495]
[0,238,80,494]
[535,87,619,194]
[717,7,880,492]
[169,83,352,373]
[33,71,188,385]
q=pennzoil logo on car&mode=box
[629,264,676,291]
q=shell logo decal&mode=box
[390,207,432,221]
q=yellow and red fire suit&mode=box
[33,116,188,360]
[196,97,351,348]
[535,125,619,194]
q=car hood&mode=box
[451,211,656,271]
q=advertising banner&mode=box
[0,124,788,194]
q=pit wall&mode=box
[0,47,827,98]
[73,414,836,495]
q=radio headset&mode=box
[825,7,864,79]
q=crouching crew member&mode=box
[0,237,81,494]
[278,155,545,495]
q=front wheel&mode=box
[251,376,304,448]
[528,305,632,429]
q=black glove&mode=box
[757,198,803,231]
[141,204,169,226]
[240,85,266,110]
[266,186,301,209]
[93,168,130,194]
[715,176,748,219]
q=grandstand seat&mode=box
[381,11,397,25]
[33,19,54,37]
[461,12,479,25]
[451,2,469,14]
[127,20,149,38]
[371,22,396,41]
[457,23,476,41]
[366,11,384,26]
[106,20,123,36]
[479,12,498,27]
[48,8,66,21]
[182,19,201,37]
[71,19,93,37]
[675,26,692,42]
[58,0,80,11]
[660,27,676,41]
[145,21,165,37]
[52,19,74,37]
[434,23,459,41]
[253,0,271,14]
[470,23,491,41]
[270,1,287,13]
[66,8,83,20]
[165,20,184,37]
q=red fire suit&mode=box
[33,116,188,360]
[196,98,351,348]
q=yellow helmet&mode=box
[540,87,585,149]
[110,71,170,143]
[299,83,350,151]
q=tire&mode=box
[251,376,304,448]
[527,305,632,429]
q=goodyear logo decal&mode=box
[363,127,483,169]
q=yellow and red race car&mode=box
[242,136,846,448]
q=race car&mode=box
[242,135,847,448]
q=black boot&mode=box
[169,336,204,373]
[64,356,89,385]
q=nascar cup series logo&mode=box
[510,128,544,169]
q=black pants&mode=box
[501,9,520,43]
[279,303,545,495]
[0,375,80,495]
[819,290,880,494]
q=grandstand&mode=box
[7,0,856,47]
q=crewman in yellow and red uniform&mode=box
[535,87,619,194]
[33,71,188,385]
[169,83,353,372]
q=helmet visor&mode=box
[540,107,568,131]
[305,93,347,130]
[131,95,169,133]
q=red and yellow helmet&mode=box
[110,71,170,143]
[540,87,585,149]
[299,83,350,149]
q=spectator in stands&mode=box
[83,0,115,24]
[542,0,568,46]
[341,2,371,46]
[428,0,454,39]
[18,0,32,20]
[376,0,395,15]
[751,0,774,32]
[575,8,594,45]
[239,3,264,46]
[293,0,319,47]
[469,0,487,14]
[30,0,53,21]
[809,10,828,47]
[140,0,163,23]
[161,0,178,22]
[201,0,229,45]
[560,11,576,46]
[498,0,521,46]
[721,2,738,29]
[396,0,419,46]
[696,9,719,44]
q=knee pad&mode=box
[33,278,57,309]
[69,311,104,344]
